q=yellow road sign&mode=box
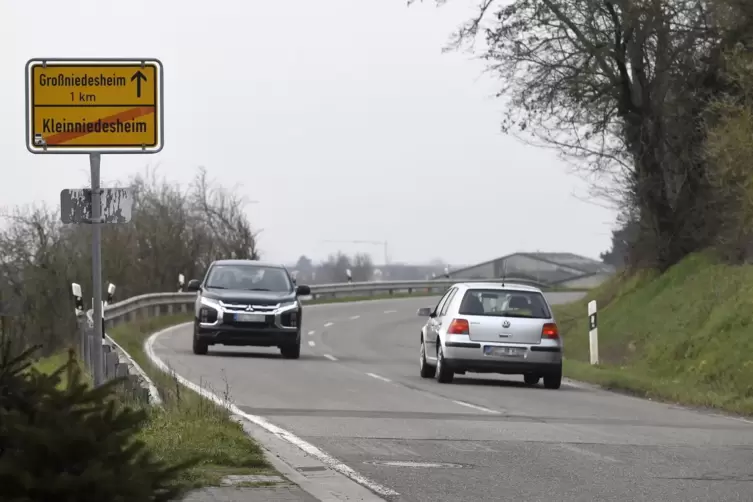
[25,58,164,154]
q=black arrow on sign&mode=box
[131,70,148,98]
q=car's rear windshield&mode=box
[206,264,292,292]
[457,289,552,319]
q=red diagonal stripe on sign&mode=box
[44,106,155,145]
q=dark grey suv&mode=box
[185,260,311,359]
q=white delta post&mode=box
[25,57,164,386]
[588,300,599,365]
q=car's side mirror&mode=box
[186,279,201,292]
[417,307,433,317]
[296,284,311,296]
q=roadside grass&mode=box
[30,350,90,389]
[554,252,753,416]
[108,314,274,490]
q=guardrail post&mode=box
[105,350,118,380]
[84,326,94,377]
[78,317,86,364]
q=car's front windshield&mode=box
[205,264,293,293]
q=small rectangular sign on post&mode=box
[60,188,133,224]
[25,58,164,154]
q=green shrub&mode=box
[0,341,198,502]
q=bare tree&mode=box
[351,253,374,282]
[0,166,261,354]
[704,45,753,262]
[416,0,753,269]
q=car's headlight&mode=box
[277,300,298,311]
[200,296,221,310]
[198,296,221,324]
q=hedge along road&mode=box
[148,293,753,502]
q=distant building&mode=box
[444,252,615,289]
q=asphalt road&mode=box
[153,293,753,502]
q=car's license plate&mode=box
[234,313,264,323]
[484,346,524,357]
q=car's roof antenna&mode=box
[501,260,507,287]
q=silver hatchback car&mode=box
[417,282,563,389]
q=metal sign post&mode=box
[90,153,104,385]
[25,57,164,387]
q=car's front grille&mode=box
[220,299,280,311]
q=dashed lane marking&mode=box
[452,400,500,414]
[366,372,392,383]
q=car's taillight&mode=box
[447,318,469,335]
[542,323,558,339]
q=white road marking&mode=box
[349,315,360,320]
[324,322,334,327]
[145,323,399,498]
[383,309,397,314]
[366,372,392,383]
[307,330,316,336]
[452,400,500,414]
[308,341,316,347]
[557,443,621,463]
[324,354,338,361]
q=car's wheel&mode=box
[434,343,454,384]
[543,366,562,389]
[419,339,435,378]
[280,341,301,359]
[524,373,540,386]
[192,322,209,355]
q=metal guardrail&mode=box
[102,277,552,328]
[76,312,159,404]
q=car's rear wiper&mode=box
[206,285,226,289]
[245,288,270,291]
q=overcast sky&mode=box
[1,0,616,266]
